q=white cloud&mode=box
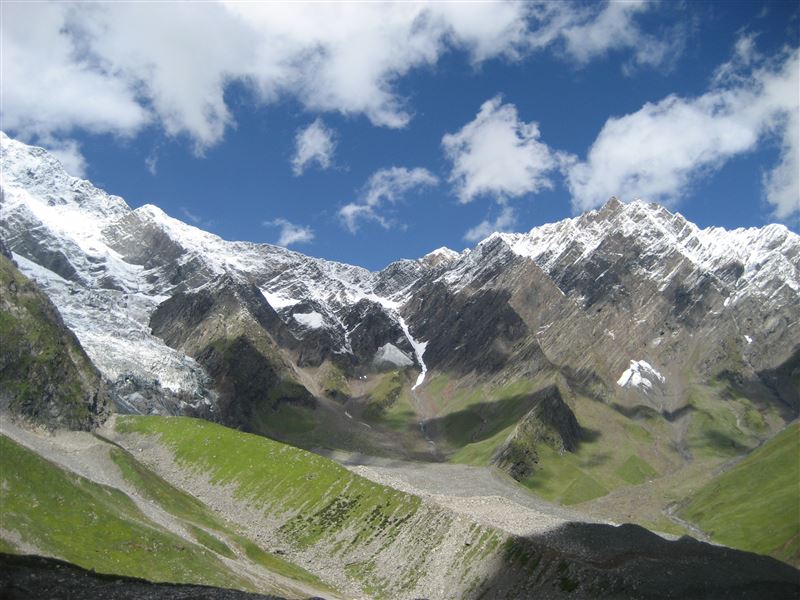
[339,167,438,233]
[443,96,563,203]
[566,45,800,220]
[145,154,158,176]
[524,1,682,73]
[0,3,148,140]
[559,1,680,70]
[1,2,678,154]
[464,206,517,242]
[291,119,336,176]
[264,218,315,247]
[39,137,87,178]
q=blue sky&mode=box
[2,1,798,270]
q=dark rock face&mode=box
[0,553,291,600]
[278,300,347,368]
[0,249,109,430]
[341,299,415,367]
[149,277,316,431]
[551,231,638,311]
[197,335,314,429]
[482,523,800,599]
[492,386,580,481]
[757,348,800,413]
[108,372,215,419]
[407,283,529,375]
[150,277,294,349]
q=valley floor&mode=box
[329,452,608,538]
[2,413,797,599]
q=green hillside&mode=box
[113,415,510,599]
[0,433,335,598]
[0,435,248,589]
[0,252,108,430]
[680,422,800,566]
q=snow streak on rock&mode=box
[397,315,428,390]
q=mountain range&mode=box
[1,132,798,598]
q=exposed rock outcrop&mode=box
[492,386,580,481]
[149,277,315,430]
[0,242,109,430]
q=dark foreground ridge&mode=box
[0,553,305,600]
[483,522,800,599]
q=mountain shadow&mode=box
[473,521,800,599]
[427,385,600,480]
[0,553,291,600]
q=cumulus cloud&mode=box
[264,218,315,247]
[39,137,87,178]
[1,2,679,154]
[291,119,336,176]
[463,206,517,242]
[566,44,800,220]
[443,96,564,203]
[0,3,149,142]
[339,167,439,233]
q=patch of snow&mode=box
[261,289,299,309]
[617,360,666,391]
[373,343,413,367]
[396,315,428,389]
[293,311,324,329]
[744,335,753,344]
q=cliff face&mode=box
[0,241,109,430]
[149,277,315,431]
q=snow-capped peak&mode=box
[424,246,460,262]
[495,198,800,303]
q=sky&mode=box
[1,1,798,270]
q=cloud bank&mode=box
[1,1,677,159]
[566,43,799,219]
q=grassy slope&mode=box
[364,370,404,418]
[434,373,775,509]
[681,422,800,566]
[116,415,423,550]
[106,442,330,591]
[0,435,248,589]
[435,376,672,505]
[114,416,512,599]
